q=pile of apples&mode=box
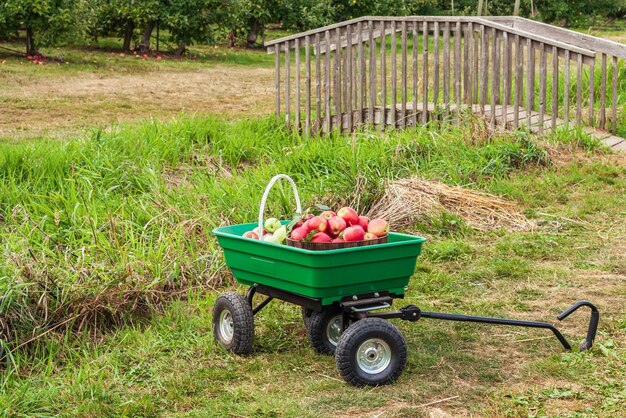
[290,207,389,243]
[242,218,287,244]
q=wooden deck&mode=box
[320,103,626,152]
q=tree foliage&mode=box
[0,0,624,55]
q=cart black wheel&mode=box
[212,291,254,355]
[306,306,344,355]
[335,318,407,387]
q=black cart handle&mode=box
[557,300,599,352]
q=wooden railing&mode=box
[265,16,625,136]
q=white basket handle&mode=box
[258,174,302,239]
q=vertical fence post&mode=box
[464,23,470,105]
[413,21,419,126]
[526,38,532,128]
[589,58,595,127]
[576,53,583,126]
[491,28,499,126]
[346,24,353,132]
[600,54,607,130]
[275,44,280,122]
[305,36,311,136]
[443,22,450,116]
[551,46,558,130]
[422,21,429,123]
[480,25,488,115]
[433,21,440,112]
[324,31,331,133]
[514,35,522,129]
[285,41,291,128]
[391,21,397,128]
[335,27,342,131]
[315,33,321,133]
[564,50,570,128]
[612,56,618,133]
[357,21,364,127]
[369,21,376,126]
[454,22,461,108]
[401,21,408,127]
[295,38,301,132]
[380,20,387,130]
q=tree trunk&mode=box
[139,21,156,54]
[477,0,484,16]
[227,31,236,48]
[26,27,39,56]
[246,19,261,48]
[123,21,135,52]
[513,0,521,16]
[174,42,186,57]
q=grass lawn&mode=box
[1,27,625,417]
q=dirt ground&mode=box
[0,65,275,141]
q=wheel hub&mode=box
[219,310,234,343]
[326,315,343,347]
[356,338,391,374]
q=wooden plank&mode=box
[576,53,582,126]
[413,22,418,125]
[346,25,352,132]
[514,35,521,129]
[305,36,311,135]
[369,21,376,126]
[335,27,342,131]
[380,21,387,130]
[359,22,366,118]
[401,21,408,127]
[324,31,331,133]
[433,22,440,110]
[463,23,470,104]
[600,54,607,129]
[480,25,488,114]
[443,22,450,114]
[612,56,618,133]
[315,33,321,129]
[588,58,595,127]
[538,42,546,134]
[526,38,532,128]
[564,50,570,128]
[502,32,510,127]
[422,21,429,123]
[551,46,558,129]
[275,44,280,121]
[454,22,461,106]
[510,17,626,59]
[295,38,301,131]
[285,41,291,128]
[473,23,479,103]
[391,21,397,128]
[491,28,498,125]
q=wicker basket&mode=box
[286,235,388,250]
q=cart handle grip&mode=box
[258,174,302,239]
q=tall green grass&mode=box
[0,114,581,361]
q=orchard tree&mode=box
[1,0,91,55]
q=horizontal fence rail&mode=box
[265,16,625,136]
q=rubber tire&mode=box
[212,291,255,355]
[335,318,407,387]
[306,306,344,355]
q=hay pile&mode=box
[367,178,534,231]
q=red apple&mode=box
[368,219,389,237]
[357,216,370,231]
[290,227,309,241]
[252,226,266,236]
[306,216,327,233]
[364,232,377,240]
[311,232,332,243]
[328,215,347,237]
[243,231,259,239]
[337,207,359,225]
[320,210,336,220]
[332,238,345,243]
[343,225,365,242]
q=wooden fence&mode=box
[265,16,626,136]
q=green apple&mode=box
[264,218,281,233]
[263,234,280,244]
[273,226,287,243]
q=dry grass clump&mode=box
[367,177,535,232]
